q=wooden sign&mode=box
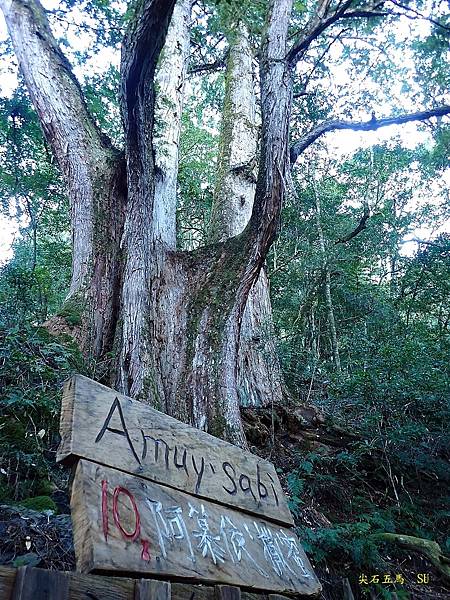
[71,460,321,596]
[58,375,293,526]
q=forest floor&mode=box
[0,401,448,600]
[241,404,450,600]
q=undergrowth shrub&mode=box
[0,320,85,502]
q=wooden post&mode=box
[215,585,241,600]
[342,578,355,600]
[134,579,172,600]
[11,567,69,600]
[134,579,171,600]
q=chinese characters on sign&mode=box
[71,460,321,595]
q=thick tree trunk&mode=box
[208,23,284,407]
[239,271,284,406]
[114,0,294,445]
[153,0,191,249]
[113,0,248,445]
[0,0,127,360]
[208,23,257,243]
[2,0,295,449]
[116,0,177,399]
[6,0,446,453]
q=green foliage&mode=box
[12,553,41,568]
[0,257,71,325]
[0,88,71,323]
[0,320,85,503]
[273,135,449,585]
[57,297,84,327]
[0,1,448,594]
[212,0,267,37]
[300,522,383,568]
[177,101,218,249]
[83,65,123,144]
[54,0,125,55]
[0,53,79,509]
[19,495,58,513]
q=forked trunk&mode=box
[2,0,295,448]
[209,23,284,407]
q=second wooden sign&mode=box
[71,459,320,596]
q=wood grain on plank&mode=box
[0,567,296,600]
[57,374,293,526]
[215,585,241,600]
[0,567,15,600]
[134,579,171,600]
[69,572,132,600]
[11,566,69,600]
[71,460,320,596]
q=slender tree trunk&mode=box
[153,0,191,249]
[208,22,284,407]
[23,196,37,273]
[389,194,400,299]
[313,188,341,373]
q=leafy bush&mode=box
[0,320,85,502]
[19,495,58,513]
[299,522,384,568]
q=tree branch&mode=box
[386,0,450,34]
[401,237,450,251]
[250,0,293,252]
[335,203,371,244]
[287,0,449,68]
[188,54,228,75]
[300,27,350,91]
[0,0,112,178]
[286,0,445,69]
[290,105,450,164]
[287,0,388,66]
[371,534,450,582]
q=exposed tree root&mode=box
[372,533,450,583]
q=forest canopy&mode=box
[0,0,449,597]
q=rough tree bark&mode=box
[0,0,127,360]
[208,22,284,407]
[114,0,294,446]
[4,0,447,446]
[153,0,191,249]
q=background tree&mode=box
[207,18,284,407]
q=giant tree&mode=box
[1,0,448,446]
